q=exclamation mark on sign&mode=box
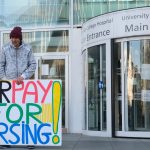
[52,81,62,144]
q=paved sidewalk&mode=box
[1,133,150,150]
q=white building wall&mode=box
[68,28,84,133]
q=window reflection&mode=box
[114,42,122,131]
[88,44,106,131]
[115,39,150,131]
[0,0,69,28]
[73,0,150,24]
[3,30,69,53]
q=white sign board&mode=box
[42,64,49,75]
[82,7,150,50]
[141,64,150,80]
[142,90,150,101]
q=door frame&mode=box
[34,53,69,130]
[83,39,112,137]
[114,36,150,138]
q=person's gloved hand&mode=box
[16,76,24,85]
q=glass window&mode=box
[0,0,69,28]
[73,0,150,24]
[124,40,150,131]
[83,50,87,130]
[114,42,122,131]
[3,30,69,53]
[115,39,150,131]
[38,59,66,127]
[87,44,106,131]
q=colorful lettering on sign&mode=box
[0,80,62,146]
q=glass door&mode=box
[83,40,113,137]
[34,55,68,129]
[114,37,150,137]
[87,44,106,131]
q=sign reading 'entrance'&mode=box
[82,7,150,49]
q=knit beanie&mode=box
[10,26,22,40]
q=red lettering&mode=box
[22,81,38,103]
[12,80,24,103]
[37,80,53,103]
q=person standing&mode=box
[0,26,36,149]
[0,26,36,83]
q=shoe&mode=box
[0,145,11,149]
[27,146,35,149]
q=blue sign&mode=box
[98,81,104,89]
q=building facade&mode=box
[0,0,150,138]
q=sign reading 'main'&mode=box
[0,80,62,146]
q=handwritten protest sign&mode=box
[0,80,62,146]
